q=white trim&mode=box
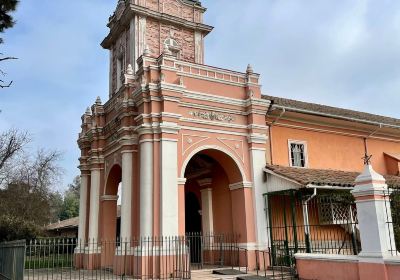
[183,90,247,107]
[229,181,253,191]
[177,178,187,185]
[100,195,119,201]
[306,184,354,190]
[288,139,308,168]
[181,126,249,137]
[384,257,400,265]
[294,253,359,263]
[180,117,247,129]
[263,168,303,187]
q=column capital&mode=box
[178,178,187,185]
[229,181,253,191]
[197,178,212,187]
[100,195,119,201]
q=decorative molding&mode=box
[182,134,210,155]
[189,110,235,123]
[217,137,245,163]
[229,181,253,191]
[177,178,187,185]
[100,195,119,201]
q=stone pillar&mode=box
[77,173,89,250]
[352,164,396,258]
[160,138,179,236]
[139,140,153,237]
[249,147,268,248]
[88,169,101,248]
[178,178,186,235]
[199,179,213,234]
[120,151,133,241]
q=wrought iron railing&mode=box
[20,233,249,279]
[265,191,361,268]
[384,188,400,256]
[24,237,191,280]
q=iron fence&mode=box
[20,233,250,279]
[186,232,247,272]
[0,240,25,280]
[265,191,360,271]
[255,249,297,280]
[384,188,400,256]
[24,237,191,280]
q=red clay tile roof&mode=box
[47,217,79,231]
[263,95,400,127]
[265,164,400,189]
[47,206,122,231]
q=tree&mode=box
[0,0,19,88]
[0,128,29,185]
[58,176,80,221]
[0,0,19,39]
[0,130,64,240]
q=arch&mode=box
[180,145,248,183]
[104,164,122,195]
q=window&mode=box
[289,140,307,167]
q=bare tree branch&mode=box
[0,128,30,171]
[0,56,17,62]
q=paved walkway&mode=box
[25,268,287,279]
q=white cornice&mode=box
[229,181,253,191]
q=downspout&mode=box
[302,188,317,253]
[268,107,286,165]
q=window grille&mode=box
[290,142,306,167]
[318,197,358,225]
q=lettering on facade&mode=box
[189,111,235,123]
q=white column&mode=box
[250,147,268,249]
[120,151,133,241]
[129,18,136,72]
[77,174,89,250]
[352,164,397,258]
[200,185,214,234]
[88,169,101,245]
[160,138,179,236]
[194,31,203,64]
[140,141,153,237]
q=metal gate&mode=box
[265,191,360,274]
[185,233,247,271]
[0,240,26,280]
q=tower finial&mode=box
[126,64,134,75]
[246,64,254,75]
[95,96,102,105]
[85,107,91,115]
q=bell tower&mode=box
[101,0,214,96]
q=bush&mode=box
[0,215,43,242]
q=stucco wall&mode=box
[270,124,400,175]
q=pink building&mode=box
[76,1,400,278]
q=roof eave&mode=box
[270,103,400,131]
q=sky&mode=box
[1,0,400,191]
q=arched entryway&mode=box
[182,148,252,237]
[182,148,255,267]
[101,165,122,242]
